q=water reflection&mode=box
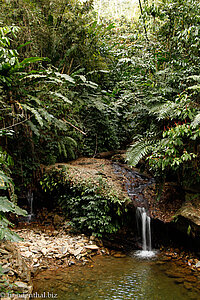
[33,255,200,300]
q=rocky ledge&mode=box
[172,193,200,244]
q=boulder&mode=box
[53,214,64,227]
[172,193,200,245]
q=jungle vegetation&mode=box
[0,0,199,237]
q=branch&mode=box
[62,118,86,135]
[0,115,32,131]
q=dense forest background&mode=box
[0,0,199,238]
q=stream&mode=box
[33,253,200,299]
[32,162,200,299]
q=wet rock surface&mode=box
[158,247,200,296]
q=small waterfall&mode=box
[27,190,34,222]
[136,207,155,258]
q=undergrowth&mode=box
[40,166,129,236]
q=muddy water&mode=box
[33,253,200,300]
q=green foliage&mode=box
[40,167,128,236]
[0,0,199,206]
[123,0,200,187]
[187,225,191,236]
[0,25,82,190]
[0,0,106,72]
[0,142,27,241]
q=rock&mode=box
[2,268,10,274]
[185,276,197,283]
[68,260,76,266]
[113,253,126,258]
[68,247,83,256]
[14,281,29,290]
[174,278,184,284]
[184,282,193,290]
[174,193,200,243]
[155,261,166,265]
[53,214,64,227]
[41,248,47,256]
[18,282,29,289]
[165,270,184,278]
[195,261,200,268]
[85,245,99,250]
[0,248,9,255]
[21,251,32,258]
[162,256,172,261]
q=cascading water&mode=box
[135,207,155,258]
[113,163,156,258]
[26,190,34,222]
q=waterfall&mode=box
[136,207,155,257]
[27,190,34,222]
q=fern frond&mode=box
[27,121,40,136]
[126,139,154,166]
[58,141,62,155]
[149,101,177,120]
[64,136,77,148]
[49,92,72,104]
[38,108,54,123]
[188,84,200,91]
[191,113,200,128]
[187,75,200,82]
[22,104,43,127]
[60,141,67,158]
[55,72,75,84]
[54,119,67,131]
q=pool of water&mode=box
[33,253,200,300]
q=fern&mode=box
[55,72,75,84]
[27,121,40,136]
[149,101,176,120]
[191,113,200,128]
[58,142,62,155]
[188,75,200,82]
[0,170,11,187]
[22,104,43,127]
[38,108,54,123]
[65,136,77,148]
[61,141,67,158]
[49,92,72,104]
[188,84,200,91]
[126,138,154,166]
